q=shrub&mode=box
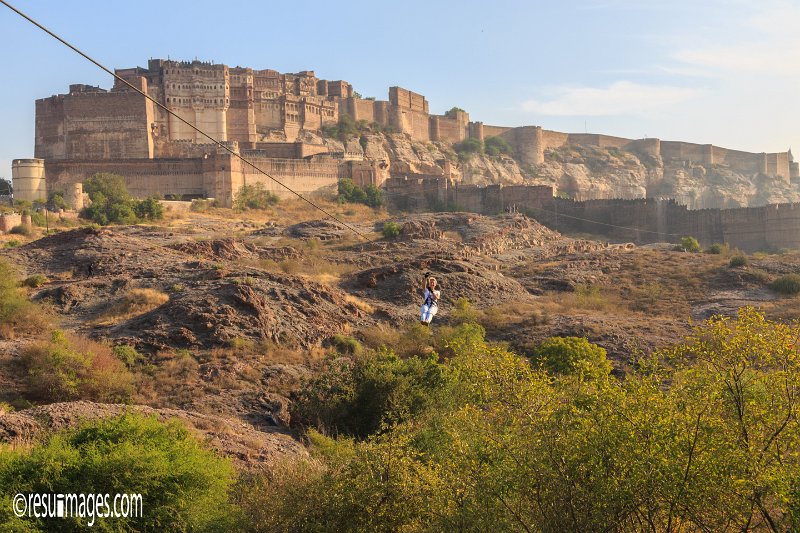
[729,254,748,267]
[8,224,31,236]
[291,350,450,438]
[382,221,402,239]
[134,196,164,220]
[706,243,724,254]
[529,336,612,380]
[771,274,800,295]
[21,274,48,288]
[338,178,384,208]
[81,173,164,225]
[331,334,362,355]
[3,240,20,248]
[113,344,145,367]
[48,191,68,210]
[0,414,240,530]
[19,330,135,402]
[0,259,50,338]
[680,236,701,252]
[234,183,279,210]
[484,136,513,156]
[453,138,484,155]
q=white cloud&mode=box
[522,81,702,117]
[672,1,800,75]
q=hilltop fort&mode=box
[11,57,800,209]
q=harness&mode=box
[424,289,438,307]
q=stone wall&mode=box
[385,177,800,252]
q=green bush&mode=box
[382,221,402,239]
[0,414,240,530]
[48,191,68,210]
[19,330,135,402]
[134,196,164,220]
[0,259,50,338]
[21,274,48,288]
[706,243,724,254]
[771,274,800,295]
[729,254,748,267]
[291,350,450,438]
[113,344,145,367]
[453,138,484,155]
[234,183,280,210]
[484,136,513,156]
[529,336,612,380]
[338,178,384,208]
[680,236,701,252]
[3,240,20,248]
[81,173,164,225]
[331,334,362,356]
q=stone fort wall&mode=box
[33,57,796,183]
[385,177,800,252]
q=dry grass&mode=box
[343,294,375,314]
[94,287,169,325]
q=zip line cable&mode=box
[0,0,372,241]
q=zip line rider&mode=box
[420,274,441,325]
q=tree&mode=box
[81,173,163,225]
[528,336,612,380]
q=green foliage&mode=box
[706,242,724,254]
[112,344,145,368]
[0,413,240,530]
[450,297,479,325]
[337,178,384,208]
[3,239,20,248]
[134,196,164,220]
[291,350,451,438]
[729,254,748,267]
[382,221,402,239]
[331,334,362,356]
[81,173,164,225]
[19,330,135,402]
[453,138,484,156]
[445,106,465,117]
[529,336,612,380]
[771,273,800,295]
[680,235,701,252]
[234,183,280,211]
[0,259,50,338]
[322,114,362,141]
[484,135,513,156]
[21,274,48,288]
[48,191,68,210]
[30,211,47,227]
[246,308,800,531]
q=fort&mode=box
[12,57,799,209]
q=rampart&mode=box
[385,178,800,252]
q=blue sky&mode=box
[1,0,798,177]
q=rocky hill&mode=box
[303,131,800,208]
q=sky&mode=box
[1,0,798,177]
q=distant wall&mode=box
[385,178,800,252]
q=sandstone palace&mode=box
[12,58,799,207]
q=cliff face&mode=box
[309,131,800,208]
